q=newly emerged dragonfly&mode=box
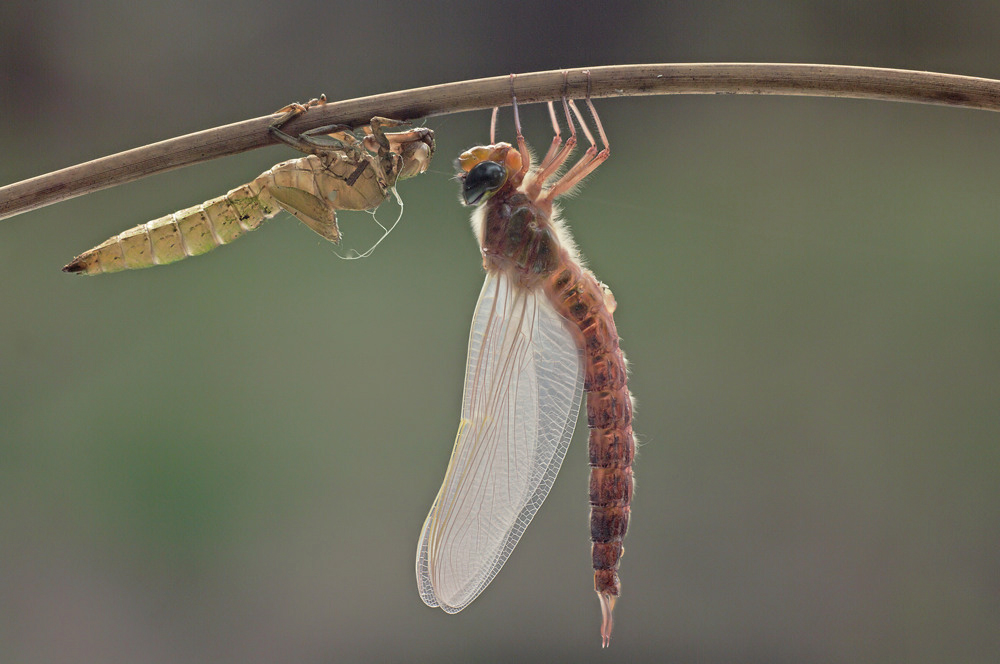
[63,97,434,274]
[416,75,635,647]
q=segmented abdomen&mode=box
[546,261,634,599]
[64,155,338,275]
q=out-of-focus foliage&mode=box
[1,2,998,662]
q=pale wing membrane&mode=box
[417,271,584,613]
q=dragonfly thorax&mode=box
[479,191,562,286]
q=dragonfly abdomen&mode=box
[63,176,280,274]
[546,261,634,600]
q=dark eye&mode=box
[462,161,506,205]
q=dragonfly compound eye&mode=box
[462,161,507,206]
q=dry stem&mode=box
[3,63,1000,221]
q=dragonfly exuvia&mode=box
[63,97,434,274]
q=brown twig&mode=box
[3,63,1000,222]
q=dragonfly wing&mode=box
[416,271,584,613]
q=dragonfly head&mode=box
[457,143,522,206]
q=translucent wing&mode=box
[416,270,584,613]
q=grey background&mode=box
[1,2,998,662]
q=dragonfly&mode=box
[416,74,635,648]
[63,97,435,274]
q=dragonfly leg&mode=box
[375,126,433,148]
[509,74,531,177]
[269,94,369,157]
[270,95,330,146]
[271,121,360,162]
[368,117,411,130]
[271,94,327,119]
[528,73,580,199]
[490,106,499,144]
[542,71,610,204]
[270,123,354,156]
[366,117,417,151]
[537,72,575,171]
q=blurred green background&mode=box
[1,2,998,662]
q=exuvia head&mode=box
[392,128,436,179]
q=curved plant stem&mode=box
[3,63,1000,221]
